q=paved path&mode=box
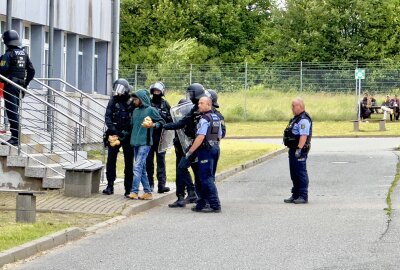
[0,181,175,215]
[9,138,400,270]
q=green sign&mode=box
[355,68,365,80]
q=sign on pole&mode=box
[355,68,365,80]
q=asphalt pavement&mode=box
[7,138,400,270]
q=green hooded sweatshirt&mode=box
[130,89,165,147]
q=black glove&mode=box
[295,148,302,158]
[178,151,193,169]
[178,157,191,169]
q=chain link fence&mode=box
[120,61,400,94]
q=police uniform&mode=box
[104,95,134,196]
[283,111,312,203]
[0,46,35,144]
[146,96,171,192]
[192,111,222,212]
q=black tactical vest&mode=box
[8,49,27,81]
[200,112,221,148]
[283,112,312,149]
[113,101,132,131]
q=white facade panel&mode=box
[0,0,112,41]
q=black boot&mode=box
[184,190,198,204]
[102,185,114,195]
[168,196,186,208]
[158,185,170,194]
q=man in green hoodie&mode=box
[128,89,166,200]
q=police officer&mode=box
[283,97,312,204]
[0,30,35,145]
[164,83,208,207]
[180,96,222,213]
[146,82,171,193]
[103,79,134,197]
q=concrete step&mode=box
[20,131,51,144]
[0,145,10,156]
[6,153,61,167]
[25,163,65,178]
[42,175,65,189]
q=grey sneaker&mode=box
[284,196,295,203]
[293,197,308,204]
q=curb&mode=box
[0,147,286,268]
[0,227,84,267]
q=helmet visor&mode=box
[114,84,126,96]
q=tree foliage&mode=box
[120,0,400,65]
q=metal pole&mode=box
[189,64,192,85]
[112,0,120,83]
[47,0,55,137]
[300,61,303,92]
[244,61,248,120]
[134,64,138,91]
[357,79,361,121]
[6,0,12,31]
[17,92,23,155]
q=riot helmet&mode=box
[207,89,219,108]
[149,81,166,96]
[2,30,22,47]
[113,78,130,96]
[186,83,207,103]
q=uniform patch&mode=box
[200,160,208,164]
[0,60,6,66]
[301,124,305,129]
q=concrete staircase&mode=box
[0,130,88,189]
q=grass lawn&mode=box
[0,208,113,252]
[89,139,281,180]
[228,119,400,137]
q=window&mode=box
[0,21,5,54]
[22,25,30,56]
[78,38,83,89]
[94,46,98,93]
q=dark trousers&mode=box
[106,137,133,194]
[174,143,199,198]
[288,148,309,200]
[146,143,167,188]
[195,145,221,210]
[3,85,20,139]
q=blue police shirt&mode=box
[196,118,223,138]
[292,118,311,136]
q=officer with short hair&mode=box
[180,96,222,213]
[164,83,208,207]
[146,81,171,193]
[103,79,135,197]
[0,30,35,145]
[283,97,312,204]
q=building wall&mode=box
[0,0,112,41]
[0,0,114,95]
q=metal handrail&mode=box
[0,75,86,130]
[32,78,105,123]
[35,78,107,109]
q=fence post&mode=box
[134,64,138,91]
[189,64,192,85]
[244,61,248,120]
[300,61,303,92]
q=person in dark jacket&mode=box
[146,82,171,193]
[0,30,35,145]
[103,79,135,197]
